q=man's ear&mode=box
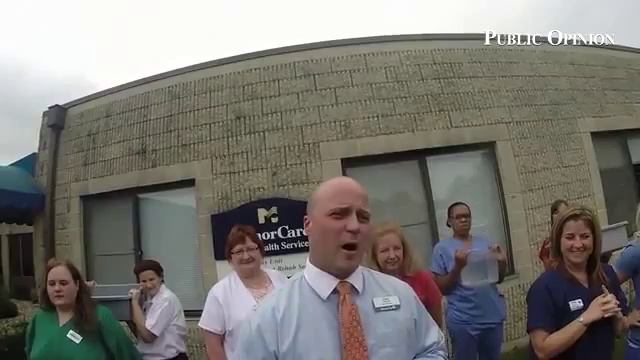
[303,215,311,232]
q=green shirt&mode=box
[25,305,142,360]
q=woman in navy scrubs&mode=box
[527,206,627,360]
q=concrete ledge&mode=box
[320,124,509,160]
[72,161,209,196]
[577,115,640,133]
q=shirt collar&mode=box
[303,258,364,300]
[145,284,166,303]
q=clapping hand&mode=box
[626,309,640,328]
[454,249,470,270]
[601,286,623,319]
[489,244,507,263]
[582,289,621,325]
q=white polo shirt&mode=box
[198,267,288,360]
[137,284,187,360]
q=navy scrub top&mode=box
[526,263,627,360]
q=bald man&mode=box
[234,176,447,360]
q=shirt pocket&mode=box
[368,311,413,354]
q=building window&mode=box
[344,146,513,272]
[592,131,640,234]
[8,233,34,300]
[83,182,205,312]
[8,233,34,278]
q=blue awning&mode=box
[0,160,45,225]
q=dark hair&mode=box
[550,206,608,289]
[446,201,470,228]
[225,224,266,260]
[550,199,569,224]
[40,258,97,334]
[133,259,164,282]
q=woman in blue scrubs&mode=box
[614,203,640,360]
[527,206,627,360]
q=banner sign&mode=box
[211,197,308,261]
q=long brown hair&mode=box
[40,258,98,333]
[550,206,608,289]
[369,222,420,276]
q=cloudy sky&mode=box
[0,0,638,165]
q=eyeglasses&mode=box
[230,246,259,256]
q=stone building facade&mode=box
[33,34,640,348]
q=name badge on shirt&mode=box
[66,329,83,344]
[372,295,401,312]
[568,299,584,311]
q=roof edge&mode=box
[61,32,640,109]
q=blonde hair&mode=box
[369,222,420,276]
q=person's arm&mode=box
[203,331,227,360]
[427,300,444,330]
[614,244,640,284]
[97,306,142,360]
[432,248,467,295]
[411,290,447,359]
[623,309,640,331]
[491,244,508,283]
[129,292,157,343]
[420,272,444,328]
[199,288,229,360]
[24,311,37,356]
[432,269,461,295]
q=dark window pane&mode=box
[21,234,33,276]
[8,233,33,277]
[9,235,21,276]
[593,133,639,235]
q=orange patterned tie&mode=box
[336,281,369,360]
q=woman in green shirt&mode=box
[25,258,141,360]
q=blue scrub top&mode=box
[526,264,627,360]
[431,234,506,328]
[614,241,640,348]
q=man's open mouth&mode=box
[341,243,358,252]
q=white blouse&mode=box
[137,284,187,360]
[198,268,288,359]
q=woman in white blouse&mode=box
[199,224,288,360]
[129,259,188,360]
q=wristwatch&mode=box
[576,316,587,326]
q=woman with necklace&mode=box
[198,224,288,360]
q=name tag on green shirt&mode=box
[66,330,83,344]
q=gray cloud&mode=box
[0,60,97,165]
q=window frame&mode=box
[82,179,202,316]
[591,129,640,234]
[341,142,515,274]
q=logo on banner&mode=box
[257,207,279,224]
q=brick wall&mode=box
[38,41,640,344]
